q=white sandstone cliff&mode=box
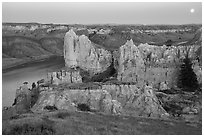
[64,29,112,74]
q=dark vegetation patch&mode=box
[162,103,183,117]
[77,103,91,112]
[10,115,22,120]
[3,110,202,135]
[57,82,102,90]
[44,105,58,111]
[54,111,71,119]
[30,88,40,108]
[156,87,202,120]
[3,117,55,135]
[157,89,178,95]
[57,80,139,91]
[177,56,199,91]
[102,80,138,85]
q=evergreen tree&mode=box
[178,56,199,91]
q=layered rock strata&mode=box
[32,84,167,118]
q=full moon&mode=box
[190,9,195,13]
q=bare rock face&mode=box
[116,39,201,89]
[47,69,82,85]
[117,39,146,88]
[102,84,167,117]
[64,29,78,68]
[192,61,202,84]
[64,29,112,74]
[14,84,31,114]
[159,82,169,91]
[32,84,167,118]
[32,89,122,115]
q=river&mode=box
[2,56,65,107]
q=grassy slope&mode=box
[2,110,202,135]
[2,35,63,69]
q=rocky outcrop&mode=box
[193,64,202,84]
[102,84,168,117]
[64,29,112,74]
[13,84,31,114]
[32,84,168,118]
[156,88,202,123]
[117,39,146,88]
[116,39,201,89]
[32,88,122,115]
[47,69,82,85]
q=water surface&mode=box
[2,56,64,107]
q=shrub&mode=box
[177,56,199,91]
[55,112,71,119]
[77,103,91,112]
[165,39,173,46]
[3,118,55,135]
[44,105,58,111]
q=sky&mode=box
[2,2,202,25]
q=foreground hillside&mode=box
[2,110,202,135]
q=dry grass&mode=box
[2,116,55,135]
[2,110,202,135]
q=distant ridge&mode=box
[3,22,202,26]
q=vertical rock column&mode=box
[64,29,78,68]
[63,29,112,74]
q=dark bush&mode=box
[77,103,91,112]
[67,82,101,90]
[177,56,199,91]
[44,105,58,111]
[30,88,40,108]
[165,39,173,46]
[55,112,71,119]
[158,89,178,95]
[10,115,20,120]
[163,102,183,117]
[3,120,55,135]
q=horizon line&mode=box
[2,22,202,26]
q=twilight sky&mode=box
[2,2,202,25]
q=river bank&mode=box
[2,55,64,72]
[2,56,65,107]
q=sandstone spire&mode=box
[64,29,78,68]
[63,29,112,74]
